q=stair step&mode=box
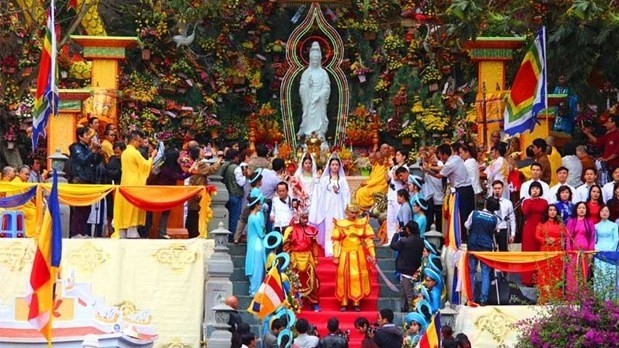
[231,252,396,268]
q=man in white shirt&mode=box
[271,181,294,247]
[548,166,577,204]
[293,318,319,348]
[521,162,552,202]
[422,159,445,232]
[491,180,516,251]
[424,144,474,242]
[484,143,509,199]
[241,333,256,348]
[602,167,619,203]
[574,167,598,202]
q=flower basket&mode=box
[401,136,413,145]
[363,31,377,41]
[180,115,194,128]
[232,76,245,85]
[428,81,439,92]
[161,84,177,95]
[401,18,416,27]
[141,49,151,60]
[209,128,220,139]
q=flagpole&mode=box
[481,81,487,147]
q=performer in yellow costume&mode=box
[355,151,388,209]
[114,130,156,238]
[8,166,37,237]
[332,205,376,312]
[283,210,321,312]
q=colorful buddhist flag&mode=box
[504,27,547,136]
[417,313,441,348]
[32,0,59,150]
[247,266,286,320]
[26,170,63,344]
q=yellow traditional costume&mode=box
[114,144,153,230]
[355,163,388,209]
[8,176,37,237]
[332,206,376,310]
[548,146,562,186]
[101,138,114,163]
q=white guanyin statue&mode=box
[298,41,330,140]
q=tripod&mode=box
[490,197,523,305]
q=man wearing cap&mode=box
[332,204,376,311]
[464,197,500,306]
[283,210,321,312]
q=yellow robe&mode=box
[548,146,562,187]
[114,144,153,229]
[332,216,376,305]
[7,177,37,237]
[101,139,114,163]
[355,164,388,208]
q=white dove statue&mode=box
[172,22,198,48]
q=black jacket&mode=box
[318,333,348,348]
[373,324,403,348]
[390,233,424,276]
[69,142,102,184]
[105,155,122,184]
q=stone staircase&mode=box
[229,237,403,340]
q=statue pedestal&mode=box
[464,37,525,147]
[46,89,92,168]
[71,35,139,129]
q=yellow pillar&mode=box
[464,37,525,149]
[46,89,93,167]
[70,36,139,128]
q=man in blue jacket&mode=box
[464,197,500,306]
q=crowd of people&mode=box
[227,292,472,348]
[2,112,618,346]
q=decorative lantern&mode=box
[424,224,444,250]
[48,148,69,181]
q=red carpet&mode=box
[297,256,379,347]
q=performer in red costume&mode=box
[283,210,321,312]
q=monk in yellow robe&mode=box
[355,151,388,209]
[8,166,37,237]
[114,130,156,238]
[332,205,376,311]
[547,144,562,186]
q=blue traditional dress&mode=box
[594,219,619,296]
[246,210,266,295]
[413,213,427,238]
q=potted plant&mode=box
[3,124,18,149]
[398,120,421,145]
[354,154,372,177]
